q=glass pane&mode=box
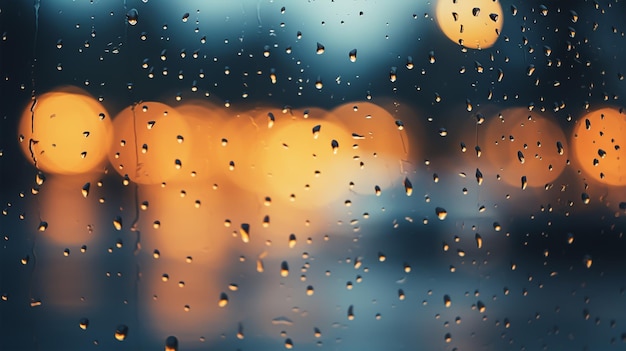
[1,1,626,350]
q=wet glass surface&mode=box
[1,1,626,350]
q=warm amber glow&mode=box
[257,108,356,206]
[18,87,113,174]
[571,107,626,186]
[109,102,192,184]
[330,101,410,194]
[35,174,103,246]
[173,101,228,182]
[482,108,568,188]
[435,0,503,49]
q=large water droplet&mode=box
[114,324,128,341]
[126,9,138,26]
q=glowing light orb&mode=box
[482,108,568,188]
[109,102,192,184]
[258,108,356,206]
[330,101,410,194]
[571,107,626,186]
[18,88,113,174]
[173,101,227,182]
[435,0,503,49]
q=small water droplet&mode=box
[218,292,229,307]
[126,9,138,26]
[114,324,128,341]
[165,336,179,351]
[288,233,296,248]
[316,42,325,54]
[475,234,483,248]
[113,216,122,231]
[240,223,250,243]
[403,177,413,196]
[349,49,357,62]
[472,7,480,16]
[521,176,527,190]
[280,261,289,277]
[79,318,89,330]
[435,207,447,220]
[347,305,355,320]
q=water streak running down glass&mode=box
[1,0,626,350]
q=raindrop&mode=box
[218,292,229,307]
[126,9,138,26]
[181,12,189,22]
[435,207,447,220]
[539,4,548,16]
[444,294,451,308]
[113,216,122,231]
[428,51,435,64]
[517,150,525,164]
[316,42,325,54]
[240,223,250,243]
[349,49,357,62]
[280,261,289,277]
[472,7,480,16]
[288,233,296,248]
[165,336,179,351]
[403,177,413,196]
[581,192,590,205]
[475,234,483,248]
[114,324,128,341]
[521,176,527,190]
[79,318,89,330]
[556,141,564,155]
[347,305,355,320]
[475,168,484,185]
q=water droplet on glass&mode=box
[521,176,528,190]
[475,168,483,185]
[349,49,357,62]
[114,324,128,341]
[126,9,138,26]
[581,192,590,205]
[181,12,189,22]
[38,221,48,231]
[316,42,325,54]
[404,177,413,196]
[165,336,179,351]
[218,292,229,307]
[475,234,483,248]
[280,261,289,277]
[288,233,296,248]
[285,338,294,349]
[347,305,355,320]
[240,223,250,243]
[472,7,480,16]
[113,216,122,231]
[435,207,447,220]
[79,318,89,330]
[517,150,525,164]
[444,294,451,308]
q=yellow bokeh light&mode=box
[18,87,113,175]
[435,0,503,49]
[109,101,192,184]
[571,107,626,186]
[482,107,568,188]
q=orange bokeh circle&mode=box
[109,102,192,184]
[18,88,113,174]
[435,0,504,49]
[571,107,626,186]
[482,107,568,188]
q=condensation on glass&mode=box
[1,0,626,350]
